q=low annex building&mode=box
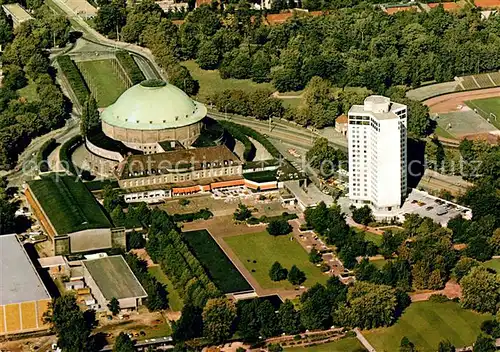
[25,173,125,255]
[82,255,147,311]
[117,145,246,200]
[0,235,51,335]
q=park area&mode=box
[224,231,328,290]
[363,301,491,351]
[77,59,128,107]
[483,258,500,272]
[147,266,184,312]
[284,337,364,352]
[183,230,252,293]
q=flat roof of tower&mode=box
[348,95,407,121]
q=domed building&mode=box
[100,79,207,153]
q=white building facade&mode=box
[348,95,407,215]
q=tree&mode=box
[308,248,322,264]
[172,304,203,341]
[128,231,145,249]
[352,206,374,226]
[94,3,126,37]
[113,332,135,352]
[399,336,415,352]
[44,295,95,352]
[233,203,252,221]
[25,53,50,80]
[288,265,306,285]
[437,340,455,352]
[473,334,496,352]
[277,300,300,335]
[257,300,280,338]
[300,284,332,330]
[452,257,480,282]
[461,267,500,314]
[202,298,237,344]
[196,39,220,70]
[80,96,100,136]
[108,297,120,315]
[2,64,27,91]
[269,261,288,281]
[267,219,292,236]
[167,64,199,96]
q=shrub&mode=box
[345,331,356,338]
[36,138,57,172]
[269,261,288,281]
[428,294,449,303]
[56,56,89,106]
[172,208,213,222]
[115,51,145,85]
[59,135,83,176]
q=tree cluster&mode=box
[146,209,221,308]
[125,254,169,311]
[306,137,347,176]
[267,218,292,236]
[210,88,285,120]
[0,5,71,169]
[304,202,377,268]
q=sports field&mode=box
[435,110,497,138]
[183,230,252,293]
[77,59,128,107]
[465,97,500,129]
[147,266,183,311]
[284,337,365,352]
[224,231,328,289]
[363,301,491,352]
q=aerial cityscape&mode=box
[0,0,499,351]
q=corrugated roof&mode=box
[83,256,147,300]
[0,235,51,305]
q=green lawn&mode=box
[371,258,389,269]
[465,97,500,129]
[182,60,274,102]
[483,258,500,272]
[284,337,365,352]
[434,125,456,139]
[224,232,328,289]
[183,230,252,293]
[17,80,39,101]
[363,301,491,352]
[352,227,382,247]
[148,266,183,312]
[77,59,128,107]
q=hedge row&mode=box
[172,208,213,222]
[56,56,90,106]
[36,138,57,173]
[84,179,119,191]
[116,51,145,85]
[220,120,281,159]
[59,135,83,176]
[247,211,298,225]
[219,121,256,161]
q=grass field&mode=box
[17,81,39,101]
[363,301,491,352]
[224,232,328,289]
[483,258,500,272]
[434,125,456,139]
[465,97,500,129]
[183,230,252,293]
[148,266,183,311]
[78,59,128,107]
[182,60,274,102]
[371,258,389,269]
[352,227,382,247]
[28,173,112,234]
[284,337,365,352]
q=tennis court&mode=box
[434,110,497,138]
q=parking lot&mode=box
[400,189,472,226]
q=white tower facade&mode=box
[348,95,407,213]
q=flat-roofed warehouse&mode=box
[25,173,125,255]
[82,256,147,311]
[0,235,51,335]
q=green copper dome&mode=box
[100,81,207,130]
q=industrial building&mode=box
[82,256,147,311]
[348,95,407,218]
[0,235,51,335]
[25,173,126,255]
